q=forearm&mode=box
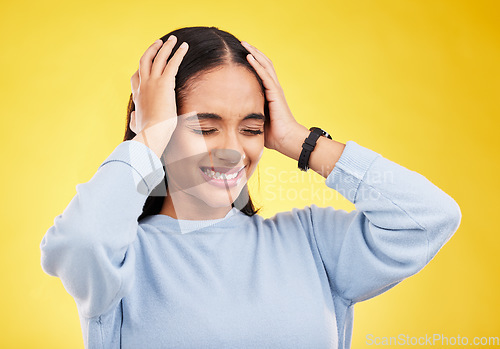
[276,124,346,178]
[304,140,461,301]
[40,140,165,318]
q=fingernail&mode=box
[168,35,176,41]
[154,39,162,44]
[180,42,188,49]
[248,54,255,61]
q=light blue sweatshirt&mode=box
[40,139,461,349]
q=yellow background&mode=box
[1,0,498,347]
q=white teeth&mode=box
[203,168,240,180]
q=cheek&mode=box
[164,131,209,164]
[164,140,207,187]
[245,140,264,164]
[257,147,264,161]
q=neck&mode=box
[159,188,233,221]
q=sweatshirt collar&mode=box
[140,207,245,234]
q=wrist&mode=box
[275,123,310,161]
[276,124,346,178]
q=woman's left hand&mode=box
[241,41,305,152]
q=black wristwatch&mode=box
[298,127,332,172]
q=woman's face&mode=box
[163,64,265,213]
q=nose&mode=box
[211,131,245,165]
[212,148,242,165]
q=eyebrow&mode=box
[185,112,266,122]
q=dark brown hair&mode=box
[123,26,269,222]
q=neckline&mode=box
[139,207,244,234]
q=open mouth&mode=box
[200,167,244,180]
[199,166,246,187]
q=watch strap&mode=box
[298,128,323,172]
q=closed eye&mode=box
[191,129,263,136]
[244,129,263,135]
[191,129,217,135]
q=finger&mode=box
[245,53,279,92]
[161,41,190,117]
[130,111,137,134]
[151,35,178,77]
[130,69,139,95]
[241,42,280,86]
[241,41,274,68]
[139,39,164,81]
[163,41,189,79]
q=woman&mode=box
[40,26,462,349]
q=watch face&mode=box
[309,127,332,139]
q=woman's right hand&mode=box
[130,36,191,158]
[130,35,188,135]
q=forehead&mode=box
[181,64,264,117]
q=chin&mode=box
[197,197,236,210]
[188,185,246,210]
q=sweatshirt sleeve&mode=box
[40,140,165,319]
[301,140,462,304]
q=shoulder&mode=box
[258,204,357,236]
[252,205,318,232]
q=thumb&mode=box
[130,111,137,134]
